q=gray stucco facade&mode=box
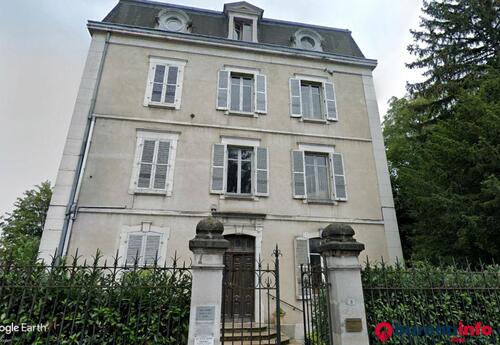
[39,0,403,339]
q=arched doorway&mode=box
[223,234,255,321]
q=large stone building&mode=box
[39,0,403,339]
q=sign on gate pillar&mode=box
[319,223,370,345]
[188,217,229,345]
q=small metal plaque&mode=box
[196,306,215,323]
[345,318,363,332]
[195,335,214,345]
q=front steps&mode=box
[221,323,290,344]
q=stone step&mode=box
[221,335,290,345]
[222,329,277,341]
[222,323,269,332]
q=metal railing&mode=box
[0,251,191,344]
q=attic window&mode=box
[157,9,190,33]
[293,29,323,52]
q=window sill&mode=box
[145,102,178,109]
[300,118,328,124]
[304,199,338,205]
[224,110,259,118]
[220,194,259,201]
[131,189,171,196]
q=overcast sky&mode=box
[0,0,424,215]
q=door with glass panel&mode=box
[226,146,253,195]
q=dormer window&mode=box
[293,29,323,52]
[234,19,253,41]
[156,9,190,33]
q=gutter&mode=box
[86,21,378,70]
[56,31,112,258]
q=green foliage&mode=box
[0,254,191,344]
[383,0,500,263]
[362,261,500,344]
[0,181,52,263]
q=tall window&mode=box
[126,233,162,265]
[227,146,253,195]
[130,131,178,195]
[230,74,253,113]
[301,82,323,120]
[233,19,253,41]
[305,153,330,200]
[144,58,185,109]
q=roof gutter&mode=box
[87,21,378,70]
[55,31,111,259]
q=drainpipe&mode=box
[56,31,111,258]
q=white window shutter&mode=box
[216,70,230,110]
[255,74,267,114]
[165,139,177,196]
[255,147,269,196]
[144,234,161,265]
[289,78,302,117]
[292,150,306,198]
[143,64,156,106]
[211,144,226,194]
[331,153,347,201]
[173,65,184,109]
[294,237,310,299]
[323,82,338,121]
[126,234,144,265]
[153,141,170,190]
[137,140,156,189]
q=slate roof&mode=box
[102,0,365,59]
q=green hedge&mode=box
[0,255,191,344]
[362,261,500,344]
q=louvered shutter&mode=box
[294,237,310,299]
[324,82,338,121]
[144,234,161,265]
[172,66,184,109]
[216,70,230,110]
[255,74,267,114]
[153,141,170,190]
[255,147,269,196]
[331,153,347,201]
[292,150,306,198]
[289,78,302,117]
[211,144,226,193]
[138,140,156,189]
[126,234,144,265]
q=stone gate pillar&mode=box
[188,217,229,345]
[319,223,370,345]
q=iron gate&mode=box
[301,263,333,345]
[221,245,282,344]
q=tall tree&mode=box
[0,182,52,263]
[383,0,500,263]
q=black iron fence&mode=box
[300,263,333,345]
[221,246,284,345]
[0,251,191,344]
[362,259,500,344]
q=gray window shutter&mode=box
[138,140,156,189]
[144,234,161,265]
[126,234,144,265]
[331,153,347,200]
[255,74,267,114]
[292,150,306,198]
[211,144,226,194]
[289,78,302,117]
[255,147,269,196]
[323,82,338,121]
[153,141,170,190]
[294,237,309,299]
[216,70,229,110]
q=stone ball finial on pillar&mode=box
[319,223,365,257]
[189,217,229,252]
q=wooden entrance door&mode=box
[223,235,255,321]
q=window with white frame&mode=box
[119,223,169,266]
[233,18,253,41]
[130,131,178,195]
[289,76,337,121]
[210,138,268,197]
[292,145,347,201]
[293,28,323,52]
[144,58,185,109]
[216,68,267,115]
[156,9,190,33]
